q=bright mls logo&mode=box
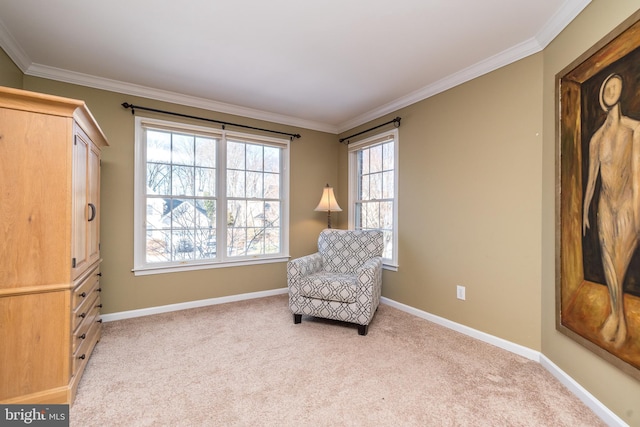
[1,405,69,426]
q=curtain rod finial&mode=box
[122,102,135,115]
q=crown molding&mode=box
[336,0,591,133]
[23,63,339,134]
[535,0,592,47]
[0,18,31,71]
[336,37,543,133]
[1,0,590,136]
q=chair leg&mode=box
[293,314,302,324]
[358,324,368,336]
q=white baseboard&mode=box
[380,296,628,427]
[100,287,288,323]
[101,290,626,426]
[540,355,628,427]
[380,296,540,361]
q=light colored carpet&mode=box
[70,294,606,426]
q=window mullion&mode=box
[169,134,175,255]
[191,137,196,251]
[219,132,228,262]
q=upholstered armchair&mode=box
[287,229,384,335]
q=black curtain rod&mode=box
[121,102,302,140]
[339,116,401,144]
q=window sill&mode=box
[383,262,398,272]
[132,256,289,276]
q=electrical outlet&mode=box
[456,285,466,300]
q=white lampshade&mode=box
[314,184,342,212]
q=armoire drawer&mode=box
[72,296,101,353]
[72,266,101,309]
[72,317,101,377]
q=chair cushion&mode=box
[318,229,384,274]
[299,272,357,303]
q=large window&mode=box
[133,117,289,275]
[349,129,398,269]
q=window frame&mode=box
[133,116,290,276]
[348,128,399,270]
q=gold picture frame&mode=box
[556,9,640,380]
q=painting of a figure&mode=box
[557,10,640,380]
[583,70,640,348]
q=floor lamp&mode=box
[314,183,342,228]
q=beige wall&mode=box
[18,77,339,313]
[541,1,640,424]
[340,53,544,350]
[0,47,22,88]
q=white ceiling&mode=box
[0,0,590,133]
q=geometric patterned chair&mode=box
[287,228,384,335]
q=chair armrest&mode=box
[357,256,383,275]
[288,252,322,314]
[356,256,383,295]
[287,252,322,282]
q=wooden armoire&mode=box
[0,86,108,404]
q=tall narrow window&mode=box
[134,117,289,275]
[144,127,218,264]
[226,137,282,257]
[349,129,398,269]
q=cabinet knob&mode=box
[97,304,103,308]
[97,288,102,292]
[80,292,86,298]
[97,319,103,323]
[97,272,102,277]
[79,312,86,318]
[79,334,86,339]
[79,354,86,360]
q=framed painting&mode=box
[556,9,640,380]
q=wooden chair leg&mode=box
[293,314,302,324]
[358,324,368,336]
